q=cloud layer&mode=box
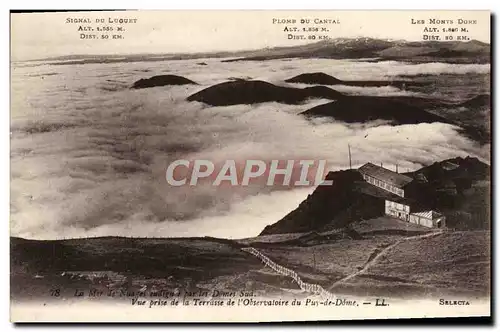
[10,58,490,239]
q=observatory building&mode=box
[358,162,445,228]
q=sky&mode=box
[11,10,491,60]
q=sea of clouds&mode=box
[10,58,490,239]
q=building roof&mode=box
[354,181,415,206]
[411,210,443,220]
[354,180,433,212]
[358,162,414,188]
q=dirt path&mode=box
[328,230,444,290]
[242,230,443,298]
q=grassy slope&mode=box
[10,236,267,301]
[252,218,425,288]
[331,231,490,298]
[249,218,489,299]
[252,236,394,287]
[11,219,490,301]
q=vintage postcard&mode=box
[10,10,491,322]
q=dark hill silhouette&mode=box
[301,96,450,125]
[260,169,385,235]
[186,80,344,106]
[285,72,343,85]
[37,38,489,66]
[422,49,469,58]
[260,157,490,235]
[249,229,363,248]
[301,96,490,144]
[285,72,429,89]
[131,75,197,89]
[408,156,490,185]
[458,94,490,109]
[220,38,489,64]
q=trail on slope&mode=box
[328,230,444,290]
[241,229,443,299]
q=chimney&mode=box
[396,164,398,173]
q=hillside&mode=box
[376,40,490,63]
[222,38,490,64]
[284,72,430,89]
[33,38,490,66]
[254,229,490,298]
[300,94,490,144]
[260,157,490,236]
[11,228,490,303]
[301,96,450,124]
[186,80,343,105]
[10,236,272,302]
[328,230,490,298]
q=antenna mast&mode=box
[348,144,352,169]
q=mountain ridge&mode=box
[27,38,490,65]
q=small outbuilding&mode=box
[385,199,411,222]
[409,210,446,228]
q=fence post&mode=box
[243,246,335,299]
